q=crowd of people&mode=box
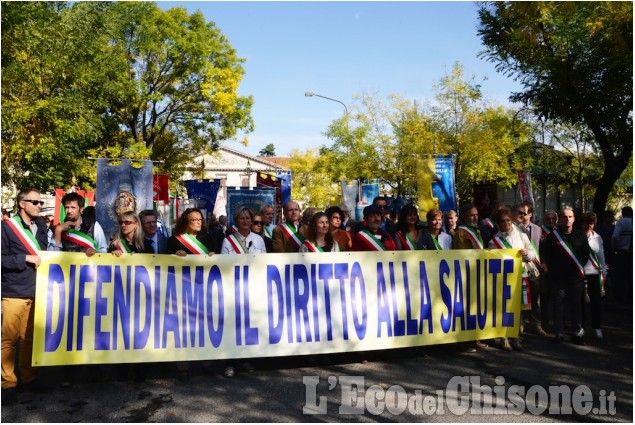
[2,187,633,395]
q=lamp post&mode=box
[305,92,348,114]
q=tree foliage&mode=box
[478,1,633,213]
[1,1,253,192]
[288,149,336,208]
[259,143,276,157]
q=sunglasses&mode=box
[252,220,264,225]
[23,200,45,206]
[118,220,135,226]
[376,205,386,209]
[516,211,527,216]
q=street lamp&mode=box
[305,91,348,114]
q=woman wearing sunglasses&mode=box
[108,212,150,256]
[250,213,273,253]
[167,208,215,257]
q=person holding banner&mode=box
[108,212,150,256]
[51,192,107,255]
[140,210,168,254]
[272,201,306,253]
[221,208,267,254]
[251,213,274,253]
[579,213,607,340]
[394,204,425,250]
[543,207,590,345]
[299,212,340,253]
[423,209,452,250]
[452,204,484,250]
[352,205,397,251]
[488,207,537,351]
[167,208,215,257]
[325,206,352,251]
[1,188,48,396]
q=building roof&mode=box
[257,157,291,168]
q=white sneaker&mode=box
[594,329,604,340]
[224,366,234,378]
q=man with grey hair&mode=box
[337,203,358,234]
[543,207,590,344]
[259,204,276,239]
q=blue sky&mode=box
[160,1,522,157]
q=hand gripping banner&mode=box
[33,249,523,366]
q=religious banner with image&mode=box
[226,187,276,228]
[256,173,282,225]
[183,179,222,225]
[96,159,153,238]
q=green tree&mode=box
[1,2,254,192]
[478,1,633,213]
[259,143,276,157]
[288,148,336,208]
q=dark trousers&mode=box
[523,275,542,326]
[612,250,633,302]
[540,273,552,328]
[551,277,584,336]
[582,274,602,330]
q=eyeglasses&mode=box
[252,220,264,225]
[118,220,135,226]
[189,218,203,223]
[516,211,527,216]
[376,204,386,209]
[22,200,45,206]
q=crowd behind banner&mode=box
[1,185,632,392]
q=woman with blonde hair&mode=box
[109,212,149,255]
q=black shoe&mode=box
[2,387,17,404]
[551,335,564,344]
[572,335,585,345]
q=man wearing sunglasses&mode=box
[51,192,107,256]
[353,196,397,240]
[1,188,49,397]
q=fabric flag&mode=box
[416,155,440,218]
[357,179,380,220]
[183,179,221,224]
[153,174,170,202]
[340,180,359,220]
[417,154,457,215]
[54,187,95,226]
[213,184,227,220]
[516,170,535,205]
[277,171,292,220]
[226,187,276,228]
[257,173,282,225]
[96,159,153,238]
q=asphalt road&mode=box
[2,297,632,423]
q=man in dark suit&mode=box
[140,210,168,254]
[353,196,397,239]
[337,203,358,235]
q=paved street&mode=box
[2,297,632,423]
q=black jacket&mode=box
[544,228,591,281]
[1,215,48,298]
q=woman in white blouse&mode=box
[579,212,606,340]
[488,207,537,351]
[221,208,267,254]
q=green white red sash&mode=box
[302,240,324,253]
[63,229,98,251]
[551,229,586,279]
[541,225,552,236]
[483,217,495,229]
[396,231,417,250]
[6,216,40,255]
[175,233,209,255]
[114,239,132,253]
[226,233,248,254]
[431,235,443,250]
[264,226,273,238]
[587,250,606,295]
[279,222,303,249]
[457,225,484,249]
[358,230,387,251]
[230,225,238,233]
[491,236,532,305]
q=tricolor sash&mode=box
[62,229,98,251]
[483,217,495,229]
[226,233,248,254]
[264,226,273,239]
[457,225,484,249]
[302,240,324,253]
[114,239,132,253]
[358,230,387,251]
[279,222,303,249]
[6,216,40,255]
[230,225,238,233]
[175,233,209,255]
[529,239,541,268]
[432,235,443,250]
[588,250,606,296]
[541,225,553,236]
[396,231,417,250]
[491,236,531,305]
[551,229,586,279]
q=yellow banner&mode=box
[33,250,522,366]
